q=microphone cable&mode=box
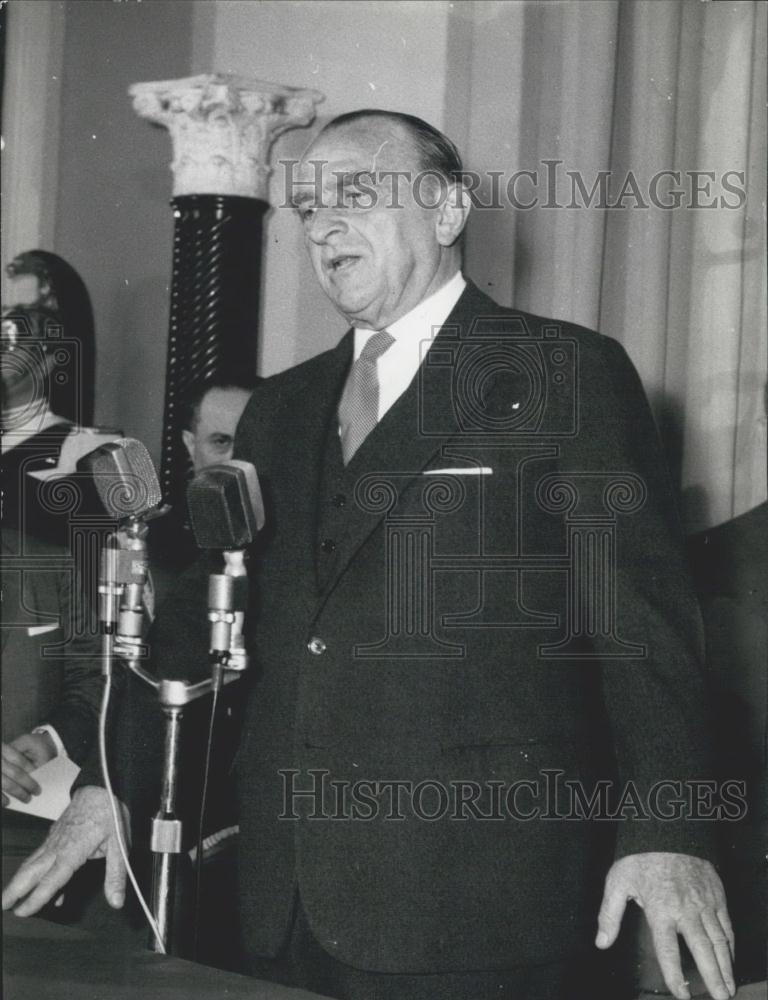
[191,675,222,960]
[98,665,166,954]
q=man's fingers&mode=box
[1,762,41,800]
[2,744,36,772]
[2,754,41,793]
[10,732,55,768]
[595,879,627,948]
[2,853,58,912]
[708,874,736,961]
[2,788,128,917]
[12,861,77,918]
[695,910,735,998]
[104,837,127,909]
[648,918,690,1000]
[716,906,735,960]
[2,777,35,803]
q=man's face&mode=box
[293,122,448,330]
[8,274,44,306]
[182,386,252,472]
[1,314,54,415]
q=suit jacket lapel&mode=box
[270,331,353,614]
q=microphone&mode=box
[186,459,264,548]
[79,438,164,659]
[81,437,163,520]
[186,461,264,675]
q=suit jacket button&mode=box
[307,636,326,655]
[321,538,336,554]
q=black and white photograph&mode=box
[1,3,766,999]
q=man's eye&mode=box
[344,189,368,209]
[210,435,232,449]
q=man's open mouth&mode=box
[328,255,360,272]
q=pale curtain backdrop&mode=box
[459,0,766,535]
[2,0,764,535]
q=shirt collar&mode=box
[353,271,466,358]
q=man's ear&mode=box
[435,182,471,247]
[40,351,58,397]
[181,429,195,461]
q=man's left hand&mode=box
[596,852,735,1000]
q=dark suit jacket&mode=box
[142,283,714,974]
[1,423,116,549]
[1,528,103,765]
[687,503,767,981]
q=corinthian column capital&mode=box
[129,73,324,200]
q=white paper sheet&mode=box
[5,754,80,821]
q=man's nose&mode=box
[306,207,348,244]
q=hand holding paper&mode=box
[1,742,42,806]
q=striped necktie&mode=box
[338,329,395,464]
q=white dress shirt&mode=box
[352,270,466,421]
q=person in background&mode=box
[136,373,261,968]
[2,247,115,542]
[1,526,102,810]
[181,378,258,474]
[5,249,96,426]
[1,301,117,798]
[1,304,118,544]
[0,521,112,936]
[147,375,260,613]
[2,248,115,780]
[1,298,121,929]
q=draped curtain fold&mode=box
[463,0,767,534]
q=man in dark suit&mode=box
[1,300,112,802]
[1,525,106,931]
[4,111,736,1000]
[1,527,103,806]
[1,305,119,545]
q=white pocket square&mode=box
[423,467,493,476]
[27,624,59,637]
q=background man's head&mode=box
[294,110,471,331]
[181,377,259,472]
[1,306,64,421]
[5,250,96,425]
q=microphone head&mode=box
[187,460,264,550]
[78,437,162,519]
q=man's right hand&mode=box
[2,786,128,916]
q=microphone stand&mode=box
[110,538,248,954]
[98,536,120,680]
